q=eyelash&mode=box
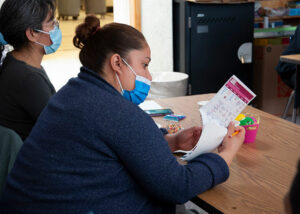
[144,63,149,68]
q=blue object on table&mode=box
[288,8,300,16]
[163,114,186,122]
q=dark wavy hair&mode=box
[0,0,55,59]
[73,15,147,74]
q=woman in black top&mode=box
[285,160,300,214]
[276,24,300,89]
[0,0,61,140]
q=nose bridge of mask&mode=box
[136,75,151,86]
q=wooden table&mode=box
[280,54,300,65]
[152,94,300,214]
[280,54,300,123]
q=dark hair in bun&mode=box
[73,15,100,49]
[73,15,147,74]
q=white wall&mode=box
[113,0,130,25]
[0,0,4,8]
[113,0,173,73]
[141,0,173,73]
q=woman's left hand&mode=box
[165,126,202,152]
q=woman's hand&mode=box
[218,122,245,166]
[165,126,202,152]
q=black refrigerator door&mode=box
[189,3,254,94]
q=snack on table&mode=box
[166,123,182,134]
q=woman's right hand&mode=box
[217,122,245,166]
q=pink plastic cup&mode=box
[242,117,259,143]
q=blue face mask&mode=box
[34,25,62,55]
[115,58,151,105]
[0,32,8,45]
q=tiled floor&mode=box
[42,11,113,90]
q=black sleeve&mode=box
[17,73,53,120]
[160,128,169,135]
[276,24,300,75]
[290,160,300,214]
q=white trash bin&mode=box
[148,72,189,99]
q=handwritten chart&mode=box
[201,75,256,127]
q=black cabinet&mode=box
[173,0,254,94]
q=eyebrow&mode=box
[146,57,151,62]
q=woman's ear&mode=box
[25,28,39,43]
[110,53,123,75]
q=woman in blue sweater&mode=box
[0,16,245,214]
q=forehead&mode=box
[128,45,151,60]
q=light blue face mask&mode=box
[115,58,151,105]
[34,25,62,55]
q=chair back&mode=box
[0,125,22,194]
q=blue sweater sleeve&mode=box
[97,102,229,204]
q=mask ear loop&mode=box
[34,29,50,35]
[115,72,124,95]
[121,58,137,76]
[33,28,51,47]
[34,41,47,47]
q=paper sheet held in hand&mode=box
[181,75,256,161]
